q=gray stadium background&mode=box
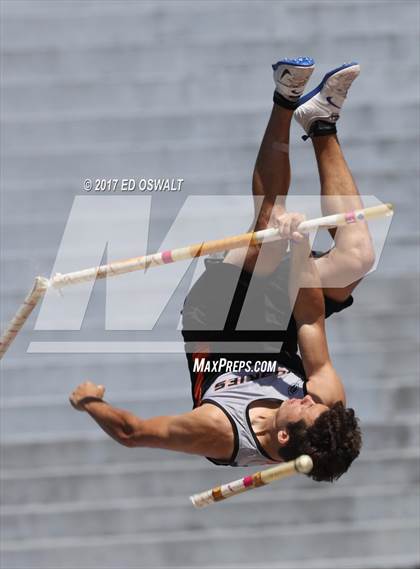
[1,1,419,568]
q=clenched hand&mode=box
[69,381,105,411]
[272,212,307,242]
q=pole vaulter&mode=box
[3,58,395,504]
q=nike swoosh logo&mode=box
[326,96,341,109]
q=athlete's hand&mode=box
[273,212,307,242]
[69,381,105,411]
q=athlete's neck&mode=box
[249,402,282,462]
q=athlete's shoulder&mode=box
[198,400,230,421]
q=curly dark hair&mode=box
[278,402,362,482]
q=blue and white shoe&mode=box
[272,57,315,109]
[294,62,360,138]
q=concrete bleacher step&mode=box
[1,339,418,397]
[1,358,187,399]
[1,448,419,506]
[1,170,417,222]
[1,219,417,285]
[2,483,418,540]
[214,555,420,569]
[2,268,416,311]
[3,28,418,81]
[2,0,417,27]
[2,244,418,327]
[0,195,388,262]
[3,62,419,115]
[3,0,418,49]
[350,275,419,310]
[0,353,187,395]
[2,518,419,569]
[0,213,414,280]
[4,103,418,152]
[328,307,419,343]
[24,299,413,338]
[2,262,417,315]
[330,340,418,378]
[1,338,418,397]
[2,414,418,469]
[4,281,416,337]
[2,138,417,196]
[1,298,417,354]
[3,106,270,150]
[1,380,419,437]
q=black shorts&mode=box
[181,254,353,407]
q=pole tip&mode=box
[295,454,313,474]
[189,495,199,508]
[385,203,394,216]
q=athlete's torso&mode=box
[201,366,307,467]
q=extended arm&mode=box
[69,382,233,459]
[289,239,346,407]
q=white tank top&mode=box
[201,367,307,467]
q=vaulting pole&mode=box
[0,203,393,359]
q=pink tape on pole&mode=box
[243,476,254,488]
[161,250,174,264]
[345,211,357,224]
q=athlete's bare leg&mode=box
[225,58,315,273]
[252,105,293,222]
[224,105,293,272]
[312,134,375,301]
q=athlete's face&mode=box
[275,395,329,435]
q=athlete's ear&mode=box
[277,428,289,447]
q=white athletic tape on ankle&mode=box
[272,142,289,153]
